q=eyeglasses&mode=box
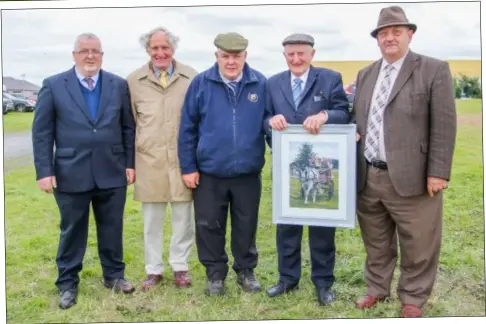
[75,49,103,56]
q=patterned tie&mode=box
[84,77,94,90]
[293,78,303,109]
[364,64,394,162]
[160,70,168,88]
[228,81,239,95]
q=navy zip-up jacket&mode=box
[178,62,267,178]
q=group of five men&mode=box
[31,5,456,319]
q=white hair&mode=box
[74,33,102,51]
[139,26,180,51]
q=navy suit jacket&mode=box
[32,67,136,193]
[263,65,351,147]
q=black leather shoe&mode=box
[237,270,261,292]
[317,287,335,305]
[206,280,225,296]
[266,282,298,297]
[104,278,136,294]
[59,288,77,309]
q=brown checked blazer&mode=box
[352,50,457,197]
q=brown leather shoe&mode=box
[401,304,423,317]
[104,278,135,294]
[141,274,163,291]
[174,271,191,288]
[355,295,387,309]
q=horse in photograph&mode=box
[298,165,321,204]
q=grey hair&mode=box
[74,32,102,51]
[139,26,180,51]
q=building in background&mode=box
[2,76,40,102]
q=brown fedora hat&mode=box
[371,6,417,38]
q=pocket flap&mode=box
[55,148,76,157]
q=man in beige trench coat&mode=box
[126,26,198,290]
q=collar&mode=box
[75,67,100,84]
[382,49,409,72]
[153,60,174,79]
[219,70,243,84]
[291,67,310,85]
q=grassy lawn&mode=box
[2,111,34,134]
[4,99,485,322]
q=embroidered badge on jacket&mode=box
[248,93,258,103]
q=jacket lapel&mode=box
[94,70,113,124]
[386,51,419,105]
[363,59,382,122]
[279,71,296,110]
[65,68,93,123]
[298,66,317,109]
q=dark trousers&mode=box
[276,224,336,289]
[53,185,127,290]
[193,172,261,281]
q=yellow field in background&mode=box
[313,60,481,85]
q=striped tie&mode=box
[364,64,394,162]
[228,81,238,95]
[293,78,303,109]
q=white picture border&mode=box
[272,123,357,228]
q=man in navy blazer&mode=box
[32,33,136,309]
[264,33,350,305]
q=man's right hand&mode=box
[37,176,57,193]
[269,114,288,131]
[182,172,200,189]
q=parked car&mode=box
[2,92,35,112]
[3,96,14,114]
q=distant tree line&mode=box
[453,74,482,99]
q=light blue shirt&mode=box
[75,67,99,90]
[153,61,174,80]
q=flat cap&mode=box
[282,33,314,47]
[214,32,248,52]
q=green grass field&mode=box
[2,111,34,134]
[3,99,485,322]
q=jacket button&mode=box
[93,129,97,132]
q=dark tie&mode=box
[84,77,94,90]
[228,81,239,95]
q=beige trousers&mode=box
[142,201,195,275]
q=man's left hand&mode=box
[427,176,448,197]
[126,168,136,185]
[303,111,327,134]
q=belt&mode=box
[367,159,388,170]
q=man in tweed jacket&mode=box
[351,6,456,318]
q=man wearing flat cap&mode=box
[263,33,350,305]
[178,32,267,296]
[351,6,456,317]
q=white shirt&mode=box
[290,67,310,89]
[369,50,408,161]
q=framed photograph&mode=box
[272,123,357,228]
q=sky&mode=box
[0,0,481,87]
